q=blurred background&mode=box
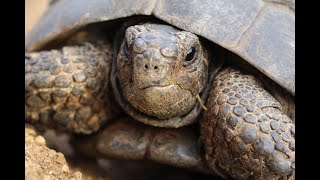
[25,0,48,37]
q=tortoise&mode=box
[25,0,295,179]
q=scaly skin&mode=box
[73,117,212,175]
[201,68,295,179]
[113,24,209,128]
[25,42,114,134]
[25,24,295,179]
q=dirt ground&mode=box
[25,124,110,180]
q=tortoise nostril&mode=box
[143,64,159,71]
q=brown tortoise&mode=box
[25,0,295,179]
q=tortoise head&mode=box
[111,23,209,127]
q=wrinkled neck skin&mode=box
[111,23,210,128]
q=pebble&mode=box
[73,171,83,180]
[25,136,35,144]
[48,149,57,157]
[62,164,69,173]
[25,128,36,137]
[35,136,46,145]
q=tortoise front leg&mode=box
[25,42,116,134]
[73,117,214,175]
[201,68,295,179]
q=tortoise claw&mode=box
[73,117,213,175]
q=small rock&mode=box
[25,128,36,137]
[72,171,82,180]
[48,149,57,157]
[57,152,65,159]
[25,136,35,144]
[35,136,46,146]
[62,164,69,173]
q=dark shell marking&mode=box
[201,68,294,179]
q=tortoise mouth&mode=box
[124,84,197,120]
[141,84,175,90]
[111,59,209,128]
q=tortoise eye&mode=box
[185,47,196,62]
